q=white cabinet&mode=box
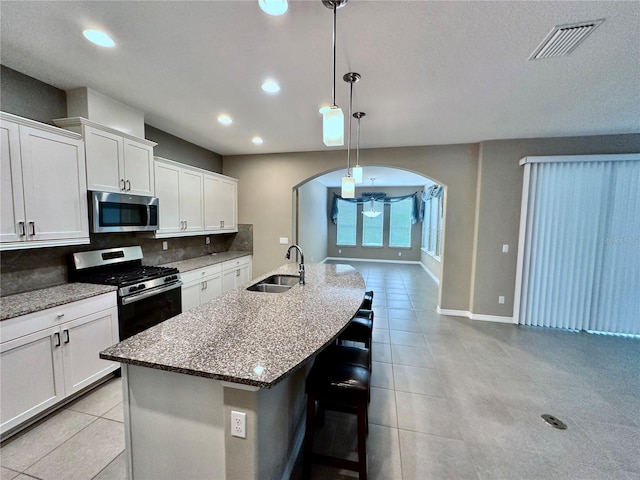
[154,157,238,238]
[54,117,156,196]
[222,256,252,294]
[1,112,89,250]
[204,174,238,232]
[154,158,205,236]
[0,292,119,435]
[181,264,223,312]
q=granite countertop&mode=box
[160,251,251,273]
[1,284,117,321]
[101,263,365,389]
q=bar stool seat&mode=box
[339,316,373,349]
[304,354,370,479]
[360,290,374,310]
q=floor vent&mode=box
[529,19,604,60]
[541,414,568,430]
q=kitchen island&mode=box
[100,262,365,480]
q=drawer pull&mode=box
[57,313,65,318]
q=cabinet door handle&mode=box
[236,269,240,277]
[185,220,188,229]
[220,220,224,228]
[54,332,61,347]
[18,221,26,236]
[63,329,70,344]
[204,281,208,290]
[29,221,36,235]
[126,179,131,191]
[120,179,126,190]
[201,281,205,291]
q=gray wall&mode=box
[0,65,67,124]
[223,144,479,313]
[145,124,222,173]
[327,186,423,262]
[296,179,328,263]
[470,134,640,318]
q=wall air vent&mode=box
[529,19,604,60]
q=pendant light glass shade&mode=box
[362,198,382,217]
[352,165,363,183]
[342,175,356,198]
[323,106,344,146]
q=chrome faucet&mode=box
[285,244,305,285]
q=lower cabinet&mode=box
[181,256,252,312]
[0,292,119,435]
[181,265,223,312]
[222,256,252,295]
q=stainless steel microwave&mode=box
[89,191,159,233]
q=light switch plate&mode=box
[502,244,509,253]
[279,237,289,245]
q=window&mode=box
[389,198,412,248]
[422,188,443,258]
[362,200,383,247]
[336,199,357,246]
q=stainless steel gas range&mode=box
[69,246,182,340]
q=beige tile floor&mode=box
[2,261,639,480]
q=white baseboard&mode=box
[419,262,440,285]
[437,307,515,324]
[325,257,422,265]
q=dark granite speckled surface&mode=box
[1,284,117,320]
[100,263,365,389]
[160,251,251,273]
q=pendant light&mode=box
[341,72,360,198]
[352,112,365,184]
[363,178,382,218]
[321,0,347,146]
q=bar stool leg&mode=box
[357,403,368,480]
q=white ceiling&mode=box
[1,1,639,158]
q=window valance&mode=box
[331,192,423,224]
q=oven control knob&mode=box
[165,275,177,282]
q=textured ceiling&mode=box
[1,1,639,157]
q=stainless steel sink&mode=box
[246,274,300,293]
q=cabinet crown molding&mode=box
[53,117,157,147]
[1,111,83,140]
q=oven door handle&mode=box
[120,281,182,306]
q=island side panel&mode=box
[256,366,308,480]
[223,366,308,480]
[125,365,225,479]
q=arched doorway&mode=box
[292,165,446,304]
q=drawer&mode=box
[180,264,222,285]
[1,292,117,344]
[222,255,251,271]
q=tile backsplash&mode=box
[0,224,253,297]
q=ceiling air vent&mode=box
[529,19,604,60]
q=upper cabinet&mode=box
[1,112,89,250]
[54,117,156,196]
[154,157,238,238]
[204,174,237,232]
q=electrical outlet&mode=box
[279,237,289,245]
[498,296,505,304]
[206,237,210,245]
[398,251,402,256]
[162,241,168,251]
[502,244,509,253]
[338,249,342,254]
[231,411,246,438]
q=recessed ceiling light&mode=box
[261,80,280,94]
[258,0,288,16]
[82,29,115,48]
[218,114,232,125]
[252,137,264,145]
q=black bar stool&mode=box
[360,290,374,310]
[303,347,370,480]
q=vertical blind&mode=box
[518,155,640,335]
